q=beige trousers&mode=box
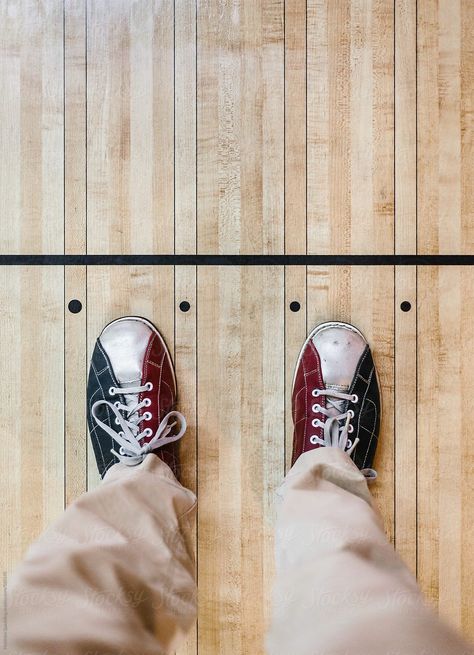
[7,448,473,655]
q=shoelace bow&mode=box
[310,388,377,481]
[91,382,186,466]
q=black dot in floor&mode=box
[400,301,411,312]
[68,299,82,314]
[179,301,191,313]
[290,301,301,313]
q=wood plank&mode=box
[175,1,197,652]
[284,267,307,472]
[306,0,394,254]
[394,266,417,572]
[284,0,307,472]
[395,0,417,254]
[87,0,174,253]
[0,1,63,253]
[86,266,175,489]
[197,266,284,653]
[285,0,306,254]
[175,0,197,257]
[174,266,197,655]
[394,0,417,572]
[65,0,87,505]
[197,0,284,254]
[306,266,395,540]
[0,267,64,573]
[418,0,474,253]
[64,268,87,505]
[417,267,474,638]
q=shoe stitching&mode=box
[147,360,163,369]
[101,458,117,478]
[356,366,376,468]
[355,370,370,438]
[350,347,369,391]
[303,366,320,378]
[96,340,113,375]
[155,348,166,417]
[90,359,108,472]
[301,350,308,455]
[293,386,306,403]
[95,344,123,461]
[90,341,122,474]
[361,394,378,468]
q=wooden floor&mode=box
[1,1,473,652]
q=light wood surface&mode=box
[0,267,64,574]
[0,1,63,254]
[417,267,474,636]
[1,0,474,651]
[418,0,474,253]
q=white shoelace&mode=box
[91,382,186,466]
[310,388,377,481]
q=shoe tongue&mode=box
[323,383,349,418]
[117,379,141,412]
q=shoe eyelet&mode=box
[114,418,120,425]
[144,428,153,437]
[312,403,321,413]
[144,398,151,407]
[119,446,125,455]
[309,435,318,445]
[109,386,116,396]
[118,431,124,438]
[348,409,355,419]
[346,439,352,449]
[351,394,358,404]
[312,389,320,397]
[114,401,120,408]
[348,424,354,433]
[311,418,320,428]
[145,382,153,391]
[143,411,152,421]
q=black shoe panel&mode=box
[347,345,381,471]
[87,339,127,478]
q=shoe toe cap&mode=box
[99,317,154,384]
[312,324,368,389]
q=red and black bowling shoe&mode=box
[87,317,186,479]
[291,321,381,480]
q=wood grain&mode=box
[394,266,417,572]
[284,0,307,472]
[197,266,284,653]
[175,1,197,652]
[417,266,474,636]
[87,0,174,253]
[418,0,474,253]
[394,0,417,572]
[197,0,284,254]
[2,0,474,649]
[0,1,63,254]
[0,267,64,573]
[306,0,394,254]
[65,0,87,505]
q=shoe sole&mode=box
[99,315,177,397]
[291,320,383,425]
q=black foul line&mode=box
[1,254,474,266]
